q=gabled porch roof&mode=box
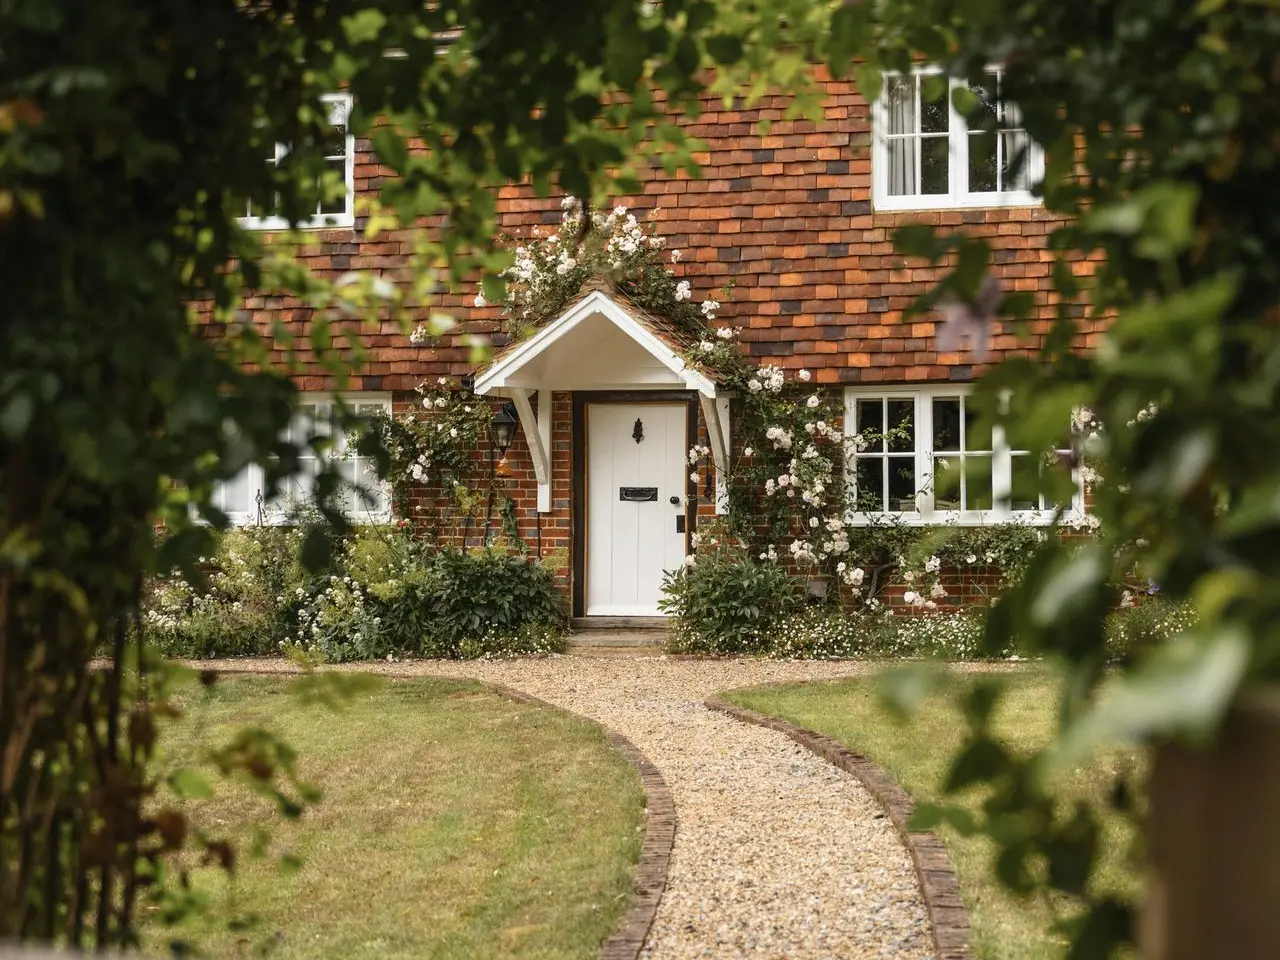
[473,283,718,397]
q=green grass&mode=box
[145,675,644,960]
[726,667,1139,960]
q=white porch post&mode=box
[511,388,552,513]
[699,393,731,516]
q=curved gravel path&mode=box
[201,653,937,958]
[422,654,936,960]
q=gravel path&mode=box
[209,654,937,960]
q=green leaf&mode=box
[704,34,744,65]
[893,223,941,260]
[169,769,213,800]
[341,9,386,44]
[1049,627,1251,773]
[300,526,333,573]
[944,736,1010,793]
[854,63,883,106]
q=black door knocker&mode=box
[632,418,644,443]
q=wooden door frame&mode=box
[571,390,700,618]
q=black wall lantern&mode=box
[489,401,519,456]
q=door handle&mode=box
[676,515,685,533]
[669,495,681,506]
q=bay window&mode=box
[846,385,1080,525]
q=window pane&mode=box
[886,137,917,197]
[322,127,347,159]
[932,397,961,451]
[934,456,961,509]
[968,76,999,131]
[968,130,998,193]
[920,77,949,133]
[855,457,885,512]
[920,136,949,194]
[1002,130,1032,191]
[885,76,916,135]
[965,403,992,451]
[1010,452,1039,511]
[219,467,257,516]
[888,458,917,512]
[963,455,993,511]
[857,399,884,450]
[319,157,348,214]
[888,399,915,452]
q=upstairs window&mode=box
[872,69,1042,211]
[212,393,390,525]
[241,93,354,230]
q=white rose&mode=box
[742,447,753,457]
[903,590,917,605]
[798,369,811,381]
[806,395,820,408]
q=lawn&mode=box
[726,667,1139,960]
[145,675,645,959]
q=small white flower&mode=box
[806,395,820,409]
[925,555,941,573]
[474,292,488,308]
[742,447,753,457]
[747,379,762,394]
[700,299,720,319]
[716,326,734,340]
[684,555,697,568]
[930,583,946,599]
[966,553,978,564]
[449,427,459,438]
[808,516,819,528]
[690,471,699,482]
[675,280,692,302]
[798,369,811,382]
[903,590,918,605]
[671,249,682,263]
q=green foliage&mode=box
[1104,597,1197,665]
[145,526,567,663]
[848,0,1280,952]
[8,0,848,937]
[422,548,569,658]
[660,549,802,655]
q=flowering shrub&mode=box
[491,198,722,341]
[660,547,802,655]
[1104,596,1196,663]
[143,527,305,658]
[359,377,493,524]
[144,525,567,661]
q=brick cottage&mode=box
[223,68,1101,619]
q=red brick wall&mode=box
[224,67,1098,392]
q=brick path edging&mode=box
[487,683,675,960]
[705,695,973,960]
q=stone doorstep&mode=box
[568,630,669,649]
[705,696,974,960]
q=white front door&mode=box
[585,402,689,616]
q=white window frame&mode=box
[871,67,1044,212]
[213,392,392,526]
[845,385,1082,527]
[240,93,355,231]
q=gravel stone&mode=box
[205,654,937,960]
